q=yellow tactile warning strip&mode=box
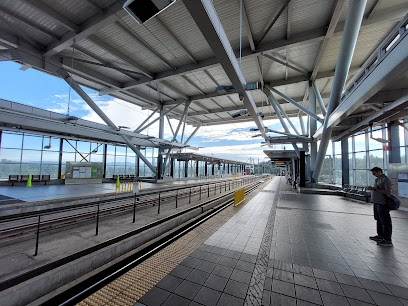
[78,183,263,306]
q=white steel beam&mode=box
[182,0,267,140]
[310,0,345,81]
[266,86,324,123]
[58,69,157,173]
[313,0,367,181]
[256,0,292,47]
[42,2,126,57]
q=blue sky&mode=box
[0,61,296,162]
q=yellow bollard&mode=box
[26,174,32,187]
[116,176,120,188]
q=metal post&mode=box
[133,193,136,223]
[229,181,231,190]
[189,187,192,203]
[208,184,210,197]
[220,182,221,193]
[96,205,100,236]
[388,121,401,163]
[309,84,317,179]
[225,181,226,191]
[176,189,178,208]
[158,192,161,214]
[34,215,40,256]
[199,185,201,200]
[214,183,216,195]
[341,138,350,186]
[314,0,367,181]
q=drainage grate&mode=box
[260,190,275,193]
[309,222,334,230]
[277,207,292,210]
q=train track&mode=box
[42,178,266,306]
[0,177,258,242]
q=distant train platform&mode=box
[0,176,242,204]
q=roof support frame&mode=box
[313,0,367,182]
[57,69,156,173]
[266,86,324,123]
[137,100,185,134]
[25,0,80,33]
[267,92,300,157]
[184,125,201,145]
[313,82,327,116]
[134,106,160,133]
[88,35,153,78]
[256,0,292,47]
[182,0,267,140]
[275,102,301,135]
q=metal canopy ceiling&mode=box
[0,0,407,134]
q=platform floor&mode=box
[83,176,408,306]
[0,177,230,203]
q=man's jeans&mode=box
[374,204,392,241]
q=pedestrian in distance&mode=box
[366,167,393,247]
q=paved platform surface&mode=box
[0,177,236,203]
[134,177,408,306]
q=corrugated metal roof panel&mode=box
[157,1,214,61]
[244,0,288,43]
[40,0,101,25]
[290,0,335,36]
[0,0,68,37]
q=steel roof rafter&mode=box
[263,53,309,76]
[256,0,292,47]
[42,2,127,57]
[58,69,156,172]
[182,0,267,140]
[0,7,60,41]
[99,8,402,96]
[88,35,153,78]
[25,0,80,33]
[0,16,43,50]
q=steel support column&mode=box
[313,0,367,181]
[309,84,317,180]
[388,121,401,163]
[157,104,165,179]
[341,138,349,186]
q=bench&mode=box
[8,175,19,186]
[42,174,50,185]
[8,174,51,185]
[343,185,370,202]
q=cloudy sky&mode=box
[0,61,303,162]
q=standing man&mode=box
[366,167,393,247]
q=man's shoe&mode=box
[377,240,393,247]
[369,235,383,241]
